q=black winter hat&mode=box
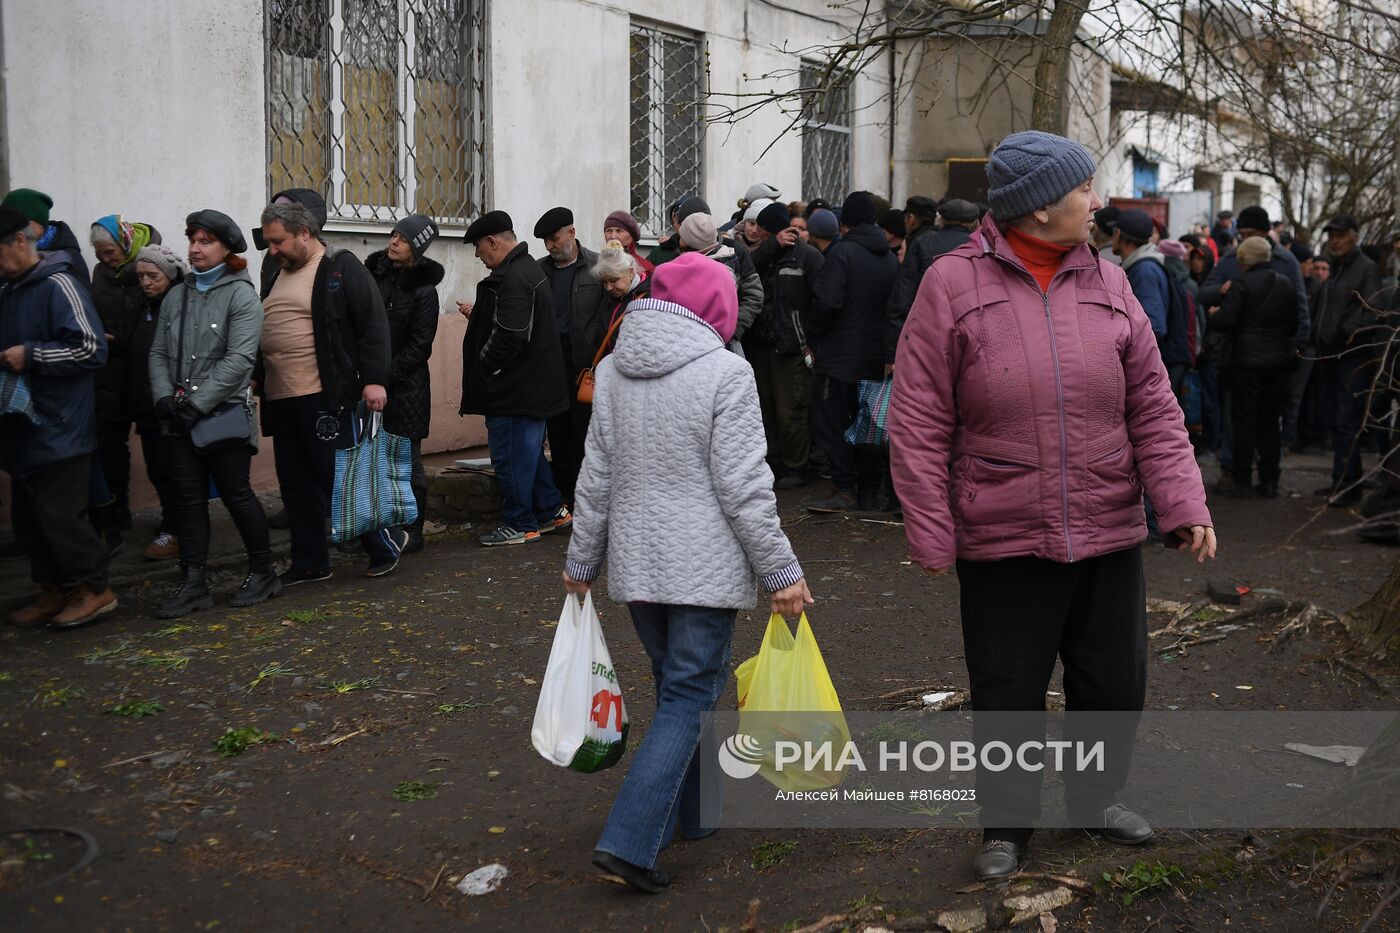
[1114,208,1155,242]
[878,208,906,238]
[185,209,247,253]
[841,191,877,227]
[1093,204,1120,233]
[464,210,514,244]
[1290,242,1314,263]
[676,196,711,223]
[1236,205,1271,233]
[533,206,574,239]
[254,187,328,250]
[757,202,791,235]
[939,199,980,224]
[0,206,30,240]
[393,213,440,259]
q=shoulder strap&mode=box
[591,309,627,368]
[176,285,190,386]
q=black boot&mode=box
[403,522,425,555]
[156,564,214,619]
[230,562,283,608]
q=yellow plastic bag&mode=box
[734,613,850,791]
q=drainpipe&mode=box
[887,18,896,201]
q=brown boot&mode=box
[49,585,118,629]
[7,585,67,627]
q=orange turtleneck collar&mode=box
[1005,226,1074,293]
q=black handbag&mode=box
[176,286,252,450]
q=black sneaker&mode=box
[403,529,425,554]
[479,525,541,547]
[230,569,283,607]
[807,490,857,513]
[278,567,333,587]
[591,850,671,894]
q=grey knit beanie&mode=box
[392,213,440,259]
[135,244,188,283]
[985,131,1098,221]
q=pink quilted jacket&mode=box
[888,217,1211,569]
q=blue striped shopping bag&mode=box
[844,377,894,446]
[330,410,418,543]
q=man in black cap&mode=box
[1312,212,1383,504]
[0,206,117,628]
[1092,205,1121,265]
[807,191,899,512]
[255,199,399,582]
[460,211,570,546]
[366,214,443,554]
[1113,209,1179,368]
[534,206,606,508]
[887,197,978,365]
[746,201,824,489]
[1,188,89,288]
[1211,209,1236,254]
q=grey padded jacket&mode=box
[564,298,804,609]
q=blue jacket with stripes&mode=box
[0,251,107,477]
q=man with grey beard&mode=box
[534,206,607,507]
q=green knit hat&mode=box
[2,188,53,225]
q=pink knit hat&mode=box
[649,252,739,343]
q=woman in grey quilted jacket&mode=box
[562,252,812,893]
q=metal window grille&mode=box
[629,22,704,239]
[801,62,852,204]
[266,0,487,225]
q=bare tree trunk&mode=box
[1344,558,1400,659]
[1029,0,1090,134]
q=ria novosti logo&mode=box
[717,733,764,779]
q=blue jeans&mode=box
[596,603,736,869]
[484,416,563,532]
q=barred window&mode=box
[265,0,487,225]
[801,62,852,205]
[629,22,705,239]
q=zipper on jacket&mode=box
[1040,290,1074,562]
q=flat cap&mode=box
[533,206,574,239]
[185,209,247,253]
[938,198,980,224]
[464,210,514,244]
[1323,213,1359,233]
[1115,208,1155,242]
[904,195,939,216]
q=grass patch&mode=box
[1103,859,1186,906]
[83,641,134,664]
[0,672,14,684]
[752,839,798,872]
[391,779,439,801]
[322,677,381,694]
[129,655,191,671]
[1188,606,1231,624]
[214,726,277,757]
[151,624,195,638]
[107,699,165,718]
[436,698,489,716]
[283,609,325,624]
[246,662,299,693]
[34,685,83,706]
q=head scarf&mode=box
[92,214,155,274]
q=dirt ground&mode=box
[2,451,1398,932]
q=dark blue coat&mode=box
[809,223,899,382]
[0,252,107,477]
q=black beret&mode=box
[939,198,980,224]
[464,210,514,244]
[757,202,791,235]
[676,196,711,223]
[1115,208,1155,242]
[0,206,30,240]
[185,209,247,253]
[533,206,574,239]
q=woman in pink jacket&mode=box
[888,131,1216,881]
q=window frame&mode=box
[800,60,853,204]
[628,19,706,240]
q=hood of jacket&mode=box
[611,298,725,379]
[839,223,891,256]
[6,250,77,290]
[1120,241,1165,273]
[365,249,446,289]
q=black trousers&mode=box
[265,393,397,572]
[162,434,270,569]
[544,346,592,508]
[10,454,109,590]
[956,545,1147,842]
[1227,365,1292,487]
[810,373,882,494]
[137,424,177,533]
[97,420,131,512]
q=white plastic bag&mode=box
[531,592,629,773]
